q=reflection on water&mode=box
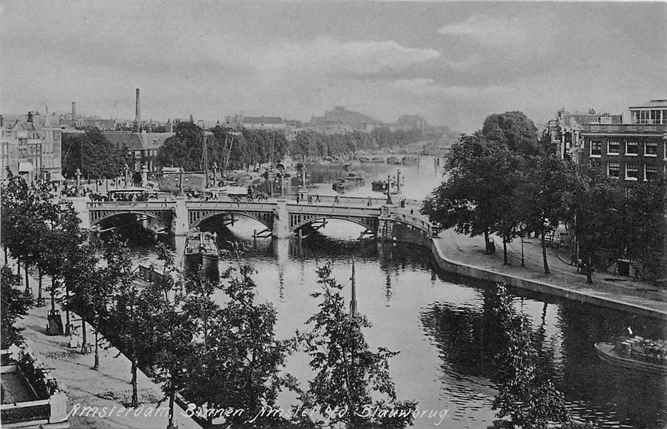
[123,156,665,428]
[130,232,665,428]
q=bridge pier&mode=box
[172,196,189,269]
[273,201,291,239]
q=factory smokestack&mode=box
[71,101,76,120]
[135,88,141,132]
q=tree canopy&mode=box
[62,127,127,178]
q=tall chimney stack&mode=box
[135,88,141,132]
[71,101,77,120]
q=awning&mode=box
[18,161,34,172]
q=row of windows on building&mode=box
[631,109,667,125]
[590,140,664,158]
[596,161,664,181]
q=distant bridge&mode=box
[85,195,431,241]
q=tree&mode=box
[623,180,666,281]
[62,243,99,352]
[490,148,526,265]
[182,265,298,427]
[39,198,85,335]
[104,237,141,405]
[62,127,127,179]
[573,169,623,284]
[1,267,32,348]
[482,111,542,158]
[299,264,416,428]
[145,246,195,429]
[1,176,48,295]
[422,133,508,254]
[156,122,206,171]
[520,156,577,274]
[490,283,569,428]
[88,238,135,370]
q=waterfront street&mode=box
[14,303,201,429]
[433,229,667,319]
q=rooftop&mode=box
[102,131,173,151]
[242,116,283,124]
[629,99,667,109]
[580,123,667,134]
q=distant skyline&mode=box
[1,1,665,132]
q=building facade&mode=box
[546,109,622,161]
[578,100,667,284]
[578,101,667,182]
[102,131,173,172]
[1,114,62,182]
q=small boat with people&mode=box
[184,230,220,280]
[594,333,667,374]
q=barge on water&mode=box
[594,336,667,374]
[184,230,220,281]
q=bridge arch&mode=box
[190,211,273,231]
[91,211,162,226]
[291,214,378,233]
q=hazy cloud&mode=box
[438,14,527,46]
[1,1,665,131]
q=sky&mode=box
[1,1,666,132]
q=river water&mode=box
[127,156,665,428]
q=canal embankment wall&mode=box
[426,239,667,321]
[386,225,667,321]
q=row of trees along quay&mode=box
[1,174,600,428]
[421,111,665,284]
[156,123,435,169]
[60,121,437,180]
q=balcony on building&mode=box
[629,99,667,125]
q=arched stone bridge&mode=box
[85,195,432,241]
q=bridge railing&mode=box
[298,194,421,207]
[186,200,277,212]
[287,203,382,217]
[88,200,176,209]
[388,210,432,234]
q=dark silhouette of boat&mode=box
[594,337,667,374]
[184,231,220,281]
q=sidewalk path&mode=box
[432,229,667,319]
[13,292,201,429]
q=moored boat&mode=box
[184,231,220,280]
[594,336,667,374]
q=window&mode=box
[607,141,621,155]
[645,142,658,157]
[607,162,620,178]
[625,163,639,181]
[650,110,661,125]
[590,141,602,157]
[645,165,658,181]
[625,141,639,156]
